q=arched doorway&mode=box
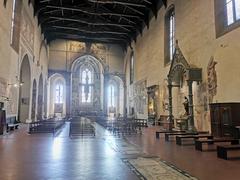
[31,79,37,121]
[18,55,31,123]
[37,74,43,120]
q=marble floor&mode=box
[0,121,240,180]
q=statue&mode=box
[183,96,189,115]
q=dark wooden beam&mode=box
[36,5,140,20]
[39,16,134,30]
[44,25,130,36]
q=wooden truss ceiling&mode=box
[33,0,166,48]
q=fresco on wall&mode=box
[68,42,108,67]
[69,42,86,52]
[159,80,169,113]
[21,7,34,53]
[6,86,18,115]
[0,78,7,97]
[207,56,217,103]
[133,80,147,115]
[194,82,209,130]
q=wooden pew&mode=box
[217,144,240,160]
[156,130,185,139]
[195,138,239,151]
[165,132,198,141]
[165,131,209,141]
[6,116,20,132]
[176,134,213,145]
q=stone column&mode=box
[168,79,173,130]
[65,72,71,118]
[123,80,127,118]
[103,74,109,115]
[187,80,195,131]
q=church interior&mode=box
[1,0,240,179]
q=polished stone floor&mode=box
[0,122,139,180]
[0,122,240,180]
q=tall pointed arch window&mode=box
[130,52,134,84]
[55,82,63,104]
[164,6,175,65]
[215,0,240,37]
[80,67,93,103]
[108,85,115,108]
[10,0,22,52]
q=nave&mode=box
[1,0,240,179]
[0,119,239,180]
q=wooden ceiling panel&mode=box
[33,0,166,48]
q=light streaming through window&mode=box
[81,68,93,103]
[108,85,115,107]
[10,0,16,44]
[169,11,175,61]
[55,83,63,103]
[226,0,240,25]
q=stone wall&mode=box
[124,0,240,131]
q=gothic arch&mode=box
[38,40,48,65]
[107,75,124,116]
[71,54,107,73]
[71,55,105,116]
[47,73,66,118]
[18,54,31,123]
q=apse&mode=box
[71,55,105,116]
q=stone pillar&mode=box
[168,79,173,130]
[65,72,71,118]
[187,80,195,131]
[103,74,109,115]
[123,81,127,118]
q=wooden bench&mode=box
[6,116,20,132]
[165,132,198,141]
[165,131,209,141]
[196,138,239,151]
[217,144,240,160]
[156,130,185,139]
[176,134,213,145]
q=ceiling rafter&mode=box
[33,0,164,48]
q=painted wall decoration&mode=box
[69,42,86,52]
[161,80,169,113]
[21,7,34,53]
[207,56,217,103]
[133,80,147,115]
[6,86,18,115]
[194,82,209,130]
[0,78,7,97]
